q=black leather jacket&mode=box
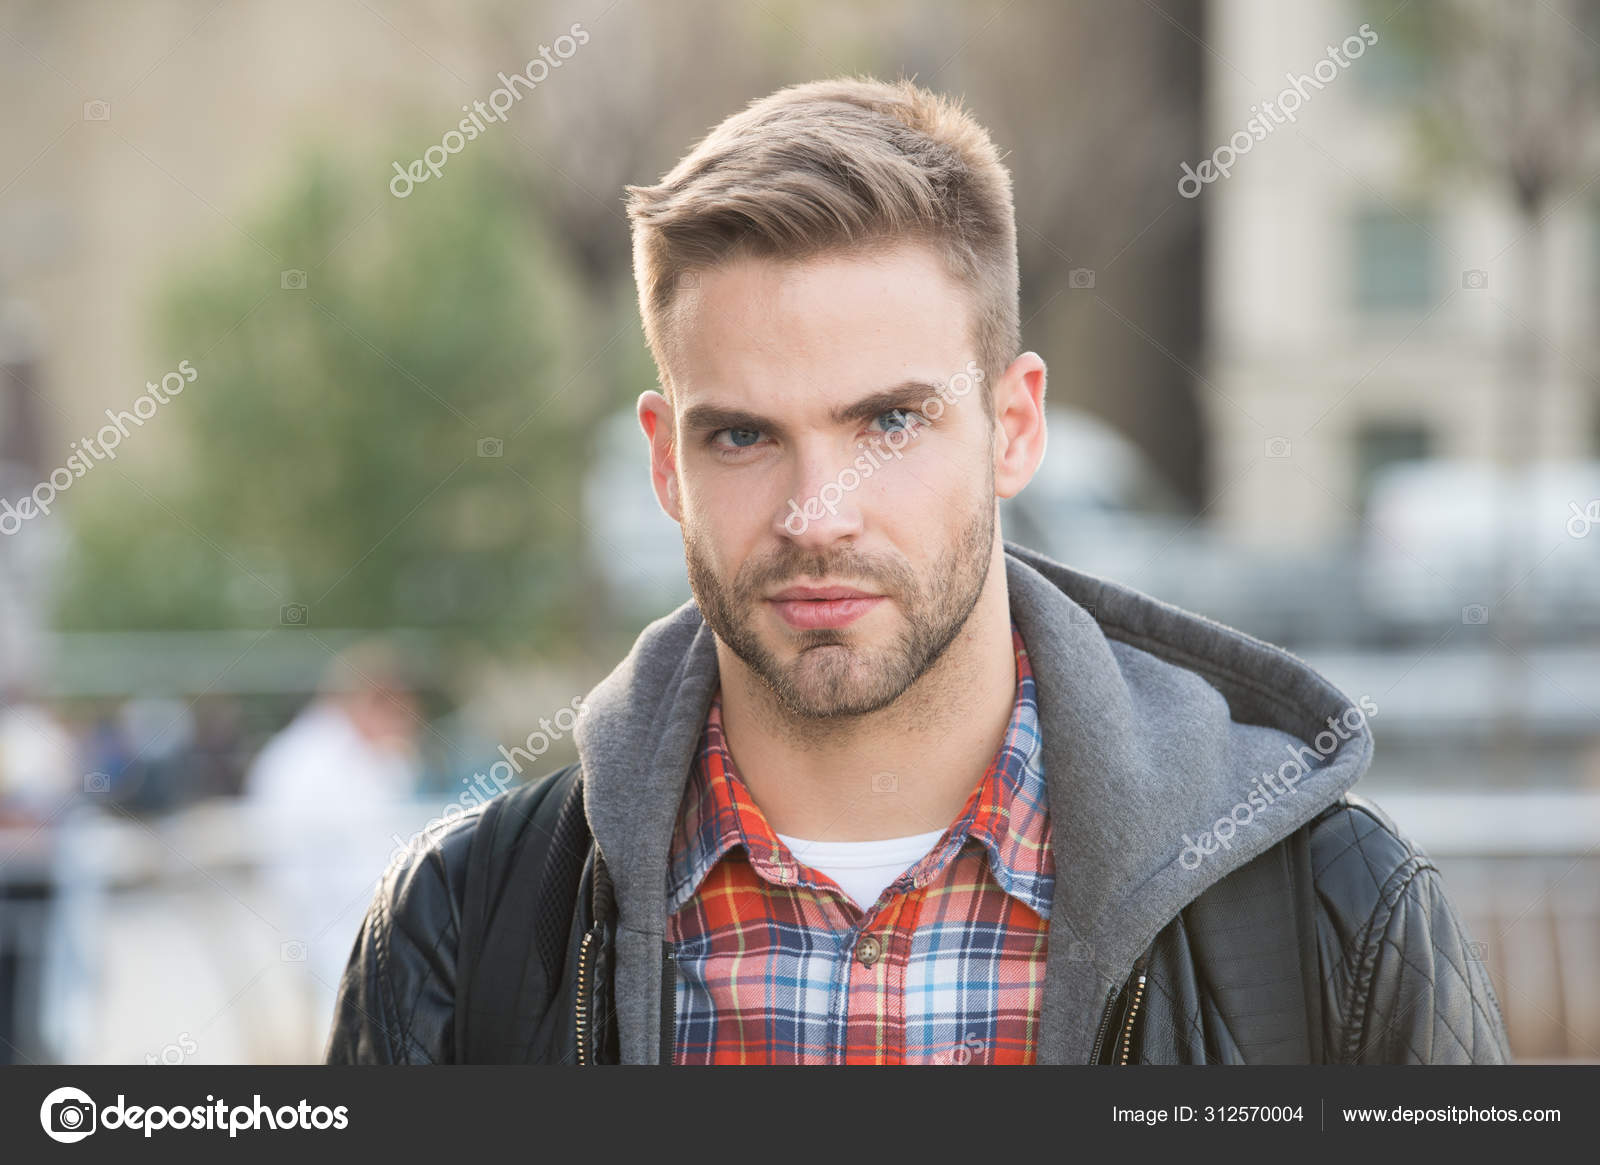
[325,773,1512,1065]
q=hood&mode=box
[573,542,1375,1063]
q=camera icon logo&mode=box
[280,603,308,626]
[1068,268,1096,289]
[40,1086,97,1143]
[281,940,307,962]
[83,771,111,794]
[1466,940,1488,961]
[1067,940,1095,962]
[1461,604,1489,625]
[676,272,700,290]
[82,100,111,122]
[1461,269,1488,290]
[477,437,503,457]
[280,268,308,290]
[870,770,898,794]
[1265,436,1292,459]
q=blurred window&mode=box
[1352,206,1438,313]
[1355,419,1432,515]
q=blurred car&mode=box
[1361,459,1600,632]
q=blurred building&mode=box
[1203,0,1600,551]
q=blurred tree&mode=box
[54,146,603,654]
[1380,0,1600,760]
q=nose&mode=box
[774,444,865,549]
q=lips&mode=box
[769,585,879,602]
[767,584,885,630]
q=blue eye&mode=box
[710,427,765,451]
[870,408,923,434]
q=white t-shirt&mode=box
[775,827,948,910]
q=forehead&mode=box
[668,242,975,413]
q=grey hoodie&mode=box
[572,542,1377,1064]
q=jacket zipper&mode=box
[1087,950,1151,1064]
[1088,985,1120,1063]
[659,946,677,1066]
[1116,961,1149,1064]
[575,925,600,1066]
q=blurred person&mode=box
[244,644,422,808]
[110,696,195,813]
[247,642,423,1054]
[329,77,1508,1065]
[0,687,79,1062]
[0,687,79,825]
[79,709,133,800]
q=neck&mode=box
[714,543,1016,842]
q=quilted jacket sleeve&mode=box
[322,811,479,1065]
[1310,797,1512,1064]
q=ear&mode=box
[992,352,1047,499]
[638,390,683,523]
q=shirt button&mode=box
[854,934,882,966]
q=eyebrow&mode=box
[679,380,947,439]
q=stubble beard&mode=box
[683,492,995,721]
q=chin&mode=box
[773,639,909,719]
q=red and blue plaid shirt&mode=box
[664,625,1053,1064]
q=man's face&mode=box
[648,242,999,720]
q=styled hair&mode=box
[624,76,1019,411]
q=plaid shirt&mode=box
[664,625,1053,1064]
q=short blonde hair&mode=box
[625,76,1019,412]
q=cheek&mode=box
[681,473,772,556]
[694,440,820,510]
[866,439,981,514]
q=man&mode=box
[247,642,423,1050]
[325,76,1509,1065]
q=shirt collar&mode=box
[666,624,1052,917]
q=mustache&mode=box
[734,548,912,595]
